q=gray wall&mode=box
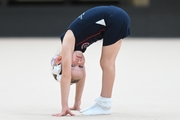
[0,0,180,37]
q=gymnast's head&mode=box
[51,51,85,85]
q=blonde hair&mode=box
[52,73,80,85]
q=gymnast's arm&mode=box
[54,30,75,116]
[71,67,86,111]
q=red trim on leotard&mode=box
[76,29,105,46]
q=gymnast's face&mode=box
[71,51,85,81]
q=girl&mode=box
[52,5,130,116]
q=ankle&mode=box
[95,96,112,110]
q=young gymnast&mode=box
[51,5,130,116]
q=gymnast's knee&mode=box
[100,59,115,70]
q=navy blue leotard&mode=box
[60,5,130,53]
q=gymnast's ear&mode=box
[55,56,62,65]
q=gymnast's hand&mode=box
[70,101,81,111]
[52,107,75,117]
[70,106,81,111]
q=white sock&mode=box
[80,96,112,115]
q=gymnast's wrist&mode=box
[74,100,81,106]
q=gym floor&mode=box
[0,38,180,120]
